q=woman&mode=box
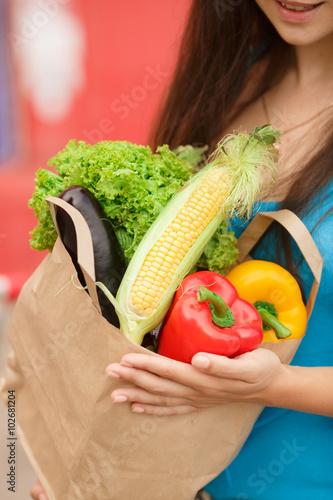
[31,1,333,499]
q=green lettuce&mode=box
[29,140,193,259]
[29,139,238,272]
[192,221,239,276]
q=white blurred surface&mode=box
[10,1,86,123]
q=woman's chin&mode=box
[255,0,333,48]
[275,27,333,48]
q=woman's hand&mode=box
[30,479,48,500]
[105,348,283,415]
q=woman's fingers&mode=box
[107,354,194,384]
[106,351,258,393]
[111,386,194,407]
[106,353,217,391]
[191,351,259,380]
[105,348,282,410]
[107,363,198,398]
[191,353,241,377]
[192,348,281,384]
[30,479,48,500]
[107,361,244,406]
[105,353,245,399]
[131,402,204,416]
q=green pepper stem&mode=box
[197,286,235,328]
[197,286,227,318]
[257,308,292,340]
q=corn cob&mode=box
[98,125,280,344]
[130,169,229,317]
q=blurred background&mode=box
[0,0,190,497]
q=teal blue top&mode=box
[205,180,333,500]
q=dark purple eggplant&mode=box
[56,186,126,327]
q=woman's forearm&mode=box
[256,365,333,418]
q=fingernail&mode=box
[106,371,120,378]
[132,406,145,413]
[121,361,133,368]
[113,395,128,403]
[192,355,210,369]
[39,494,47,500]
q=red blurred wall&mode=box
[0,0,191,285]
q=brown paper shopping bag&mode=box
[0,200,323,500]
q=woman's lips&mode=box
[275,1,324,22]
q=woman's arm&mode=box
[105,348,333,418]
[261,362,333,416]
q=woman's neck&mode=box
[293,34,333,89]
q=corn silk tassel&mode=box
[97,125,281,344]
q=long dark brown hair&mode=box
[150,0,333,280]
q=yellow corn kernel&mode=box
[146,271,156,279]
[141,281,153,290]
[129,169,230,316]
[132,297,143,306]
[158,247,169,255]
[163,256,173,265]
[172,240,182,249]
[149,266,160,275]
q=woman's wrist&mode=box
[248,364,333,417]
[249,362,292,407]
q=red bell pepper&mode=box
[158,271,263,363]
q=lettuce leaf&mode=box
[193,221,239,276]
[29,140,193,260]
[28,169,65,251]
[29,139,239,272]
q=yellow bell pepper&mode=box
[226,260,307,343]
